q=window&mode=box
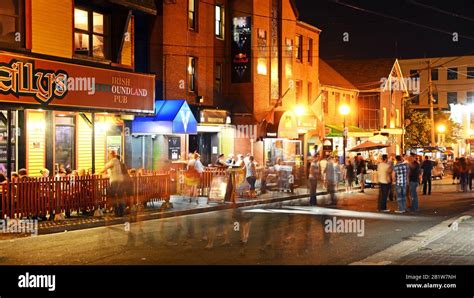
[412,94,420,104]
[431,68,438,80]
[188,57,197,93]
[467,67,474,79]
[447,68,458,80]
[308,82,312,104]
[335,92,340,112]
[467,91,474,104]
[323,91,329,113]
[0,0,24,47]
[295,80,302,104]
[410,69,419,78]
[396,109,400,127]
[189,0,197,30]
[295,34,303,62]
[447,92,457,104]
[432,92,438,104]
[307,38,313,64]
[215,63,222,97]
[55,115,75,171]
[215,5,224,38]
[74,8,108,59]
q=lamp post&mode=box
[339,104,350,163]
[437,124,446,147]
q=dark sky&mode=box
[295,0,474,60]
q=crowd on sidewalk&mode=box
[307,150,474,213]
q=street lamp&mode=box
[294,104,306,117]
[339,103,350,162]
[437,124,446,146]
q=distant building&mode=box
[326,58,408,155]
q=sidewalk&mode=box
[391,212,474,265]
[25,186,318,235]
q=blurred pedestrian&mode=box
[100,150,125,216]
[344,158,355,193]
[408,156,421,212]
[243,156,257,198]
[459,157,469,192]
[356,155,367,193]
[308,154,320,206]
[325,156,337,205]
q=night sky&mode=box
[295,0,474,60]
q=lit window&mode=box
[295,34,303,62]
[74,8,108,59]
[215,5,224,38]
[189,0,197,30]
[188,57,197,92]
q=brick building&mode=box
[0,0,156,177]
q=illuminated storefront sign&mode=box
[0,52,155,113]
[132,100,197,135]
[231,17,252,83]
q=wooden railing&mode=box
[0,174,170,219]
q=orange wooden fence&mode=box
[0,174,170,219]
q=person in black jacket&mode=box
[420,156,433,195]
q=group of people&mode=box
[451,157,474,192]
[184,152,258,201]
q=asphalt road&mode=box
[0,183,473,265]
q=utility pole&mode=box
[427,60,435,146]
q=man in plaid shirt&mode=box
[392,155,409,213]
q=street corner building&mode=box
[0,0,157,177]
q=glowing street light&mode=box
[339,104,350,116]
[437,124,446,133]
[294,104,306,117]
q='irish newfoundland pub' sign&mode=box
[0,52,155,113]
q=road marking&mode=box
[350,213,473,265]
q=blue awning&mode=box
[132,100,198,135]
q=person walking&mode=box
[377,154,392,212]
[356,155,367,193]
[420,156,433,195]
[452,157,460,185]
[459,157,468,192]
[325,156,338,205]
[308,154,320,206]
[469,158,474,191]
[344,158,355,193]
[100,150,125,216]
[243,156,257,198]
[392,155,409,214]
[408,157,421,212]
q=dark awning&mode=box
[109,0,157,15]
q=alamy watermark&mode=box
[0,218,38,236]
[380,77,420,94]
[324,216,365,237]
[55,76,96,95]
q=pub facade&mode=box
[0,0,156,177]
